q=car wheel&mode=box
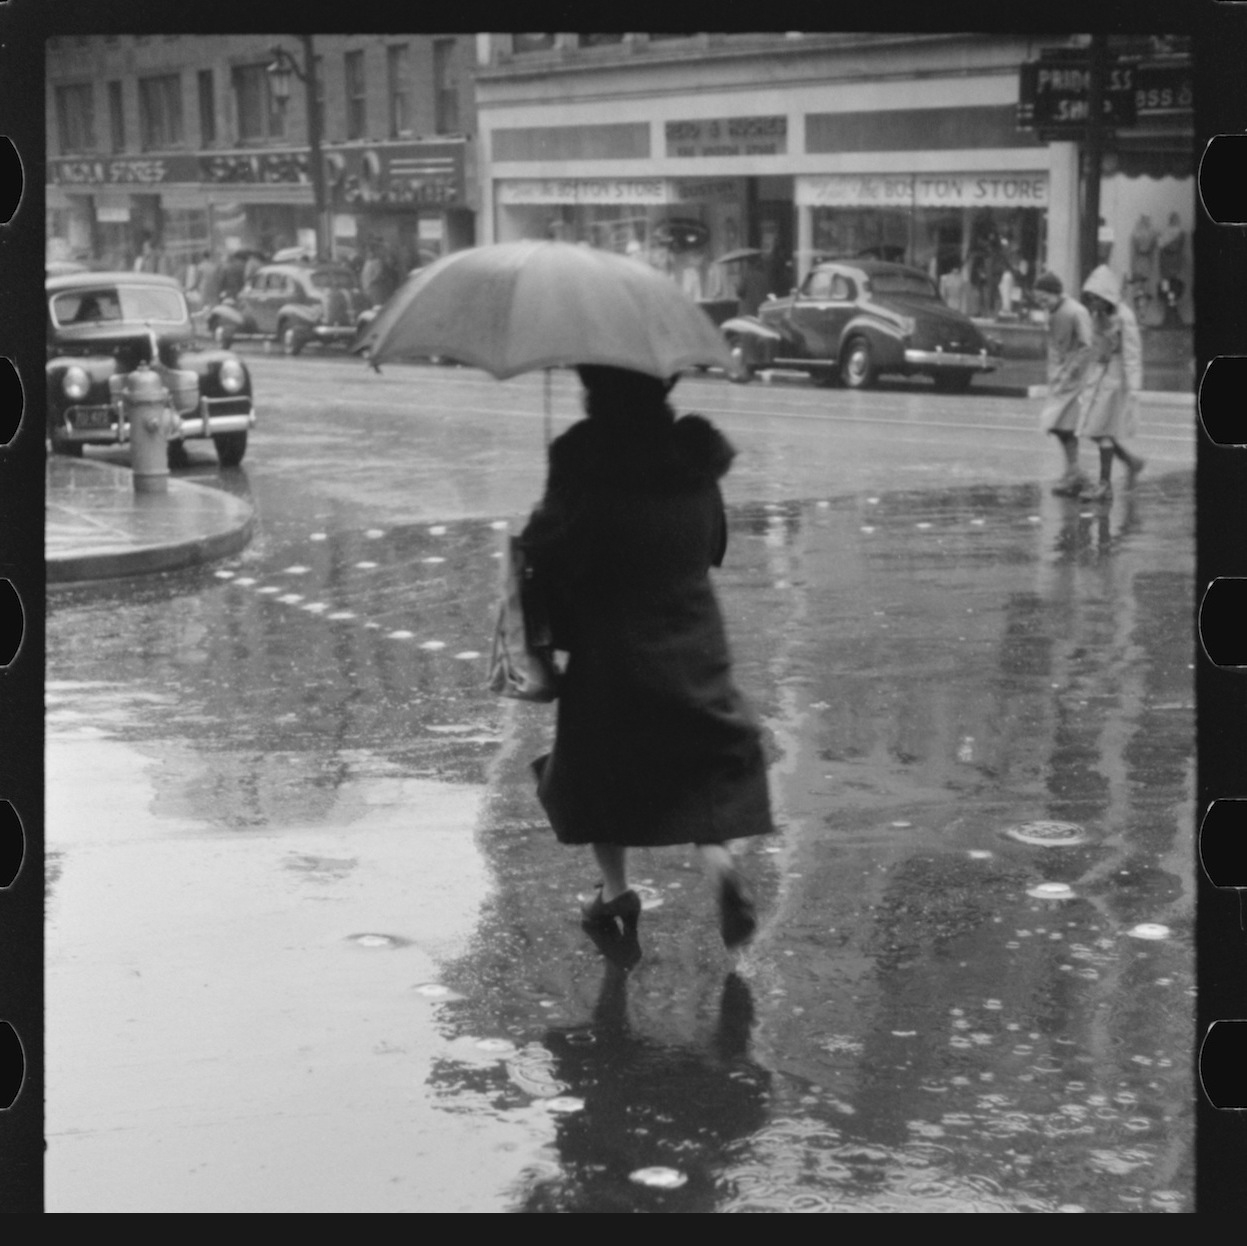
[167,440,191,470]
[841,336,876,390]
[213,431,247,468]
[212,320,234,350]
[51,438,84,458]
[932,369,974,394]
[727,341,754,384]
[280,322,305,357]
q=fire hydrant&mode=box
[121,363,176,494]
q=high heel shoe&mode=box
[580,885,641,936]
[718,870,757,949]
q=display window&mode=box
[495,181,751,309]
[810,204,1045,319]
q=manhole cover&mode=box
[1001,821,1089,847]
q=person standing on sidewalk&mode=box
[1075,264,1146,503]
[1034,272,1095,496]
[520,365,776,956]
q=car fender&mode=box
[209,302,247,329]
[837,316,907,369]
[178,347,254,397]
[720,315,785,364]
[46,353,117,396]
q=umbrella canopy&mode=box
[712,248,765,266]
[354,240,732,380]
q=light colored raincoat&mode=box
[1076,264,1143,442]
[1039,293,1094,433]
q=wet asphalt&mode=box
[44,359,1196,1211]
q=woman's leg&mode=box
[591,843,629,902]
[696,844,757,948]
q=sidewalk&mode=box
[46,456,255,584]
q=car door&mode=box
[256,273,286,335]
[784,268,838,360]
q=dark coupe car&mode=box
[207,261,372,355]
[720,258,1001,392]
[46,271,255,467]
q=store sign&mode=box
[497,179,669,205]
[48,141,467,209]
[797,173,1049,209]
[1015,50,1174,131]
[50,156,200,185]
[665,116,787,158]
[669,178,741,203]
[915,174,1048,208]
[797,175,916,208]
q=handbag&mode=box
[487,534,559,702]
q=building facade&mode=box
[46,34,479,278]
[473,32,1194,323]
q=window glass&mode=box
[138,74,184,149]
[56,83,96,152]
[830,274,854,300]
[868,272,939,299]
[804,270,833,299]
[345,51,367,140]
[51,286,186,325]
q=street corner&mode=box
[46,456,255,584]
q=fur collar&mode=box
[548,413,736,493]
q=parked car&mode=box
[207,261,372,355]
[720,258,1002,392]
[46,271,255,467]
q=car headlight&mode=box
[218,359,246,393]
[62,365,91,401]
[897,316,917,338]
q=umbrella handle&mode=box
[544,368,552,447]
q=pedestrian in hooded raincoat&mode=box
[1034,271,1095,495]
[520,365,775,956]
[1074,264,1146,503]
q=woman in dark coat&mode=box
[521,366,775,950]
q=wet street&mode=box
[45,357,1197,1212]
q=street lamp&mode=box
[267,37,329,261]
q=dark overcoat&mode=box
[520,405,774,848]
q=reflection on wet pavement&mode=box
[47,472,1194,1211]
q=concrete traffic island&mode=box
[46,456,255,584]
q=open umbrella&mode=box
[712,248,765,266]
[354,240,732,381]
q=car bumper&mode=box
[904,348,999,372]
[58,396,255,443]
[175,395,255,438]
[310,324,358,342]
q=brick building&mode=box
[46,34,479,278]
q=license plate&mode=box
[73,407,113,430]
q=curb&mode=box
[46,460,256,585]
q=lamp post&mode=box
[267,36,329,261]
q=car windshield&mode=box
[867,273,940,300]
[51,285,187,327]
[308,269,359,290]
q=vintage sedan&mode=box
[721,259,1001,392]
[207,261,372,355]
[46,271,255,467]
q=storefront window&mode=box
[494,180,750,305]
[810,202,1045,319]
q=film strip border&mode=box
[1195,0,1247,1214]
[0,0,40,1216]
[4,0,1247,1216]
